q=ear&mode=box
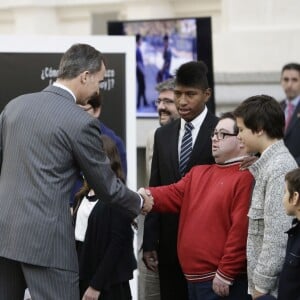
[256,129,264,136]
[292,191,300,206]
[204,88,212,102]
[79,71,89,84]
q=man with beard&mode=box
[142,61,218,300]
[145,78,180,181]
[139,78,179,300]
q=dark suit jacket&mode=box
[0,85,140,272]
[280,100,300,165]
[143,110,218,264]
[77,199,136,292]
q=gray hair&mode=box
[155,78,175,93]
[57,43,105,79]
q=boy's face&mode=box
[236,117,259,154]
[174,85,210,122]
[283,181,297,216]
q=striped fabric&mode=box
[0,85,141,297]
[179,122,194,175]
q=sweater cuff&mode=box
[254,285,269,294]
[216,270,233,285]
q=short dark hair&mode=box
[175,61,209,90]
[233,94,284,139]
[219,112,238,134]
[281,63,300,75]
[285,168,300,198]
[57,43,105,79]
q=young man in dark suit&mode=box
[280,62,300,165]
[142,61,218,300]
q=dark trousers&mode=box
[0,256,79,300]
[187,277,251,300]
[159,262,188,300]
[80,280,132,300]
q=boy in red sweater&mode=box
[140,112,253,300]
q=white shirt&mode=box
[53,82,76,102]
[75,196,98,242]
[178,106,208,159]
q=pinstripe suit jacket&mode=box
[0,85,140,272]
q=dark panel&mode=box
[0,52,126,141]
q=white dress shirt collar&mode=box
[178,106,208,154]
[53,82,76,102]
[180,106,208,135]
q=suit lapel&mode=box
[168,119,181,178]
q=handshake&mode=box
[138,187,154,215]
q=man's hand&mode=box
[143,250,159,272]
[252,289,266,300]
[138,187,154,215]
[212,276,230,297]
[82,286,100,300]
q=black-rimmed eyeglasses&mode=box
[211,131,238,140]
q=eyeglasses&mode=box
[211,131,238,140]
[155,98,175,106]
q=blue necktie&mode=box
[179,122,194,176]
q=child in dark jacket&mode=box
[278,167,300,300]
[74,135,136,300]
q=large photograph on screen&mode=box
[108,17,214,117]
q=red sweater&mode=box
[150,163,253,284]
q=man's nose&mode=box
[177,94,187,105]
[286,79,293,87]
[158,101,166,109]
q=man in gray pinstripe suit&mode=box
[0,43,153,300]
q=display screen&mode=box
[108,17,214,117]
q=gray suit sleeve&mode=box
[72,118,141,218]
